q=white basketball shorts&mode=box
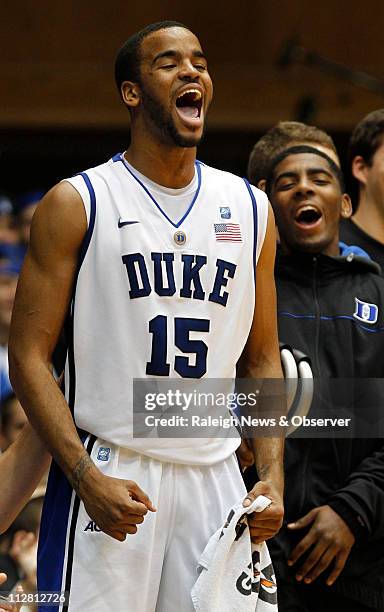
[38,434,247,612]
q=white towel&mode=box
[191,495,278,612]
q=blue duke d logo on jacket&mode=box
[353,297,378,324]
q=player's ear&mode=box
[121,81,141,109]
[341,193,353,219]
[351,155,368,186]
[257,179,267,192]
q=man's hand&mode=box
[79,470,156,541]
[287,505,355,586]
[9,531,37,590]
[243,480,284,543]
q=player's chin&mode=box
[172,116,206,148]
[294,235,329,254]
[174,129,204,148]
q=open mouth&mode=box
[294,206,322,227]
[176,88,203,120]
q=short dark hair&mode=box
[114,21,188,95]
[247,121,337,186]
[348,109,384,204]
[348,109,384,166]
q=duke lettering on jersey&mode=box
[122,252,237,306]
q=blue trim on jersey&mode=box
[279,311,384,333]
[66,172,97,413]
[116,153,202,228]
[37,432,95,612]
[243,178,258,287]
[77,172,96,268]
[37,459,73,611]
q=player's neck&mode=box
[352,191,384,244]
[125,138,196,189]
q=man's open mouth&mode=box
[294,206,322,227]
[175,88,203,120]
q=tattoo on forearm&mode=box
[71,452,92,491]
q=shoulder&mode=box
[344,264,384,315]
[365,269,384,292]
[30,181,88,257]
[198,161,268,205]
[35,156,117,252]
[197,160,243,186]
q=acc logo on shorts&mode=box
[353,297,378,324]
[97,447,111,461]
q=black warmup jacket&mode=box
[340,217,384,273]
[270,249,384,609]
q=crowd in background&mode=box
[1,108,384,610]
[0,192,43,399]
[0,191,44,611]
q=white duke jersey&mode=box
[63,153,268,464]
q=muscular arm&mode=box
[238,202,285,540]
[8,182,93,491]
[8,183,154,540]
[0,423,50,534]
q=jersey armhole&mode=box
[242,179,269,273]
[247,181,268,263]
[251,186,268,263]
[61,175,91,227]
[61,172,96,270]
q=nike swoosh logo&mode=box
[118,219,140,228]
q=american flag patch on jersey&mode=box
[214,223,242,242]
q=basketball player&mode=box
[8,22,284,611]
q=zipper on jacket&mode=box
[297,257,320,517]
[312,256,321,377]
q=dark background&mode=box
[1,0,383,193]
